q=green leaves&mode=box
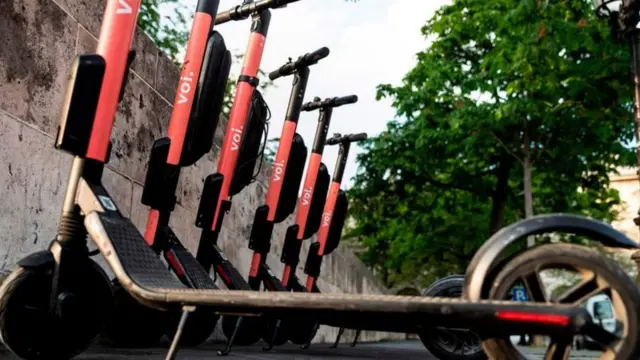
[349,0,634,288]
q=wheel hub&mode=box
[56,291,80,319]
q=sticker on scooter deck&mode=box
[98,195,117,211]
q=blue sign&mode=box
[511,285,529,302]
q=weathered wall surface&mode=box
[0,0,403,344]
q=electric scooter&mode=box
[215,47,330,355]
[303,132,367,292]
[2,0,640,359]
[270,95,358,347]
[103,0,231,347]
[296,132,367,348]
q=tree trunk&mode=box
[489,155,513,235]
[523,123,535,248]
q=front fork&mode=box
[48,206,91,317]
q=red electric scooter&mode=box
[3,0,640,359]
[103,0,231,347]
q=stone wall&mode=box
[0,0,403,344]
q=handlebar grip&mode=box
[301,47,330,64]
[268,68,282,81]
[333,95,358,106]
[269,62,294,80]
[347,133,367,142]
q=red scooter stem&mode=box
[211,27,269,231]
[281,108,331,286]
[85,0,142,162]
[166,2,219,165]
[142,0,220,246]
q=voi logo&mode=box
[177,72,195,104]
[301,186,313,206]
[230,126,244,151]
[116,0,133,14]
[272,159,285,182]
[321,210,333,227]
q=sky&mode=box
[171,0,451,188]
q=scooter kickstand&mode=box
[262,319,281,351]
[330,327,345,348]
[351,329,361,347]
[217,317,243,356]
[166,306,195,360]
[301,323,319,349]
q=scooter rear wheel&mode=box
[261,317,290,347]
[165,306,219,347]
[484,243,640,360]
[287,318,318,345]
[0,260,112,360]
[221,315,264,346]
[101,279,168,347]
[418,275,486,360]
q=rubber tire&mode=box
[261,317,290,347]
[484,244,640,360]
[419,275,487,360]
[0,260,113,360]
[221,315,264,346]
[101,279,168,347]
[287,318,318,345]
[165,307,219,347]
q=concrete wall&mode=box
[0,0,402,344]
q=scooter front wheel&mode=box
[418,275,486,360]
[0,260,113,360]
[101,279,168,347]
[484,243,640,360]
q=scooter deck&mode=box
[163,226,218,290]
[85,211,591,336]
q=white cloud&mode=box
[173,0,450,187]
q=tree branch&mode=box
[489,129,524,165]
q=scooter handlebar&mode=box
[215,0,300,25]
[268,47,330,80]
[301,94,358,111]
[301,47,330,64]
[326,132,368,146]
[347,132,368,142]
[334,94,358,106]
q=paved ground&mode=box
[0,341,602,359]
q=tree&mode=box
[348,0,635,288]
[137,0,190,62]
